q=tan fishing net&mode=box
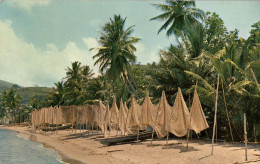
[139,92,157,130]
[31,88,208,138]
[168,87,190,137]
[189,89,209,133]
[118,98,128,133]
[126,96,142,134]
[60,106,73,124]
[109,97,119,130]
[153,91,173,138]
[97,100,106,132]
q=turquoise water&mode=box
[0,129,65,164]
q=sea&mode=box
[0,128,66,164]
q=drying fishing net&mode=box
[153,91,173,138]
[168,87,190,137]
[126,96,142,134]
[139,92,157,130]
[109,97,119,130]
[118,98,128,133]
[189,89,209,133]
[97,100,106,133]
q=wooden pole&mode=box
[244,113,248,161]
[221,80,234,144]
[71,107,74,132]
[85,110,87,133]
[56,107,58,134]
[211,74,220,155]
[216,120,217,143]
[250,68,260,92]
[187,80,198,149]
[254,123,257,143]
[116,124,118,136]
[75,107,78,133]
[137,95,145,143]
[150,101,160,145]
[166,108,174,146]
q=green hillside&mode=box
[0,80,51,104]
[16,87,51,104]
[0,80,15,92]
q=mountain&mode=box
[0,80,51,104]
[0,80,16,92]
[16,87,51,104]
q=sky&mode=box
[0,0,259,87]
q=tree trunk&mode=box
[211,74,220,155]
[250,68,260,92]
[221,80,234,144]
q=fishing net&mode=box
[76,105,86,125]
[97,100,106,132]
[118,98,128,133]
[139,92,157,130]
[168,88,190,137]
[60,106,73,124]
[126,96,142,134]
[93,105,99,125]
[189,89,209,133]
[153,91,173,138]
[109,97,119,130]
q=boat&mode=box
[41,123,72,131]
[100,131,154,146]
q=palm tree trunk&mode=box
[221,80,234,144]
[127,78,141,99]
[250,68,260,92]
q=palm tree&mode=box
[150,0,204,37]
[46,81,65,106]
[65,61,83,83]
[181,22,206,58]
[63,61,85,105]
[82,65,94,83]
[0,89,22,124]
[92,15,140,94]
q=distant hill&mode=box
[0,79,16,92]
[16,87,51,104]
[0,79,51,104]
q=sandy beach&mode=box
[0,125,259,164]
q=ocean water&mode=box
[0,129,65,164]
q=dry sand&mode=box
[1,126,259,164]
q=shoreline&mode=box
[1,125,260,164]
[0,126,83,164]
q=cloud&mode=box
[89,19,102,27]
[0,20,99,87]
[135,43,160,64]
[7,0,50,12]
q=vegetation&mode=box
[0,0,259,142]
[0,89,22,123]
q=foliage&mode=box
[3,1,256,141]
[0,89,22,123]
[150,0,204,37]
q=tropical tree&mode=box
[150,0,204,37]
[0,89,22,123]
[46,81,65,106]
[63,62,89,105]
[92,14,140,94]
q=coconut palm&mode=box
[181,22,206,58]
[46,81,65,106]
[150,0,204,37]
[0,89,22,123]
[92,15,140,94]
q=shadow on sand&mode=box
[61,131,103,140]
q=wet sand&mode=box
[1,126,260,164]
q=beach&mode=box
[0,125,259,164]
